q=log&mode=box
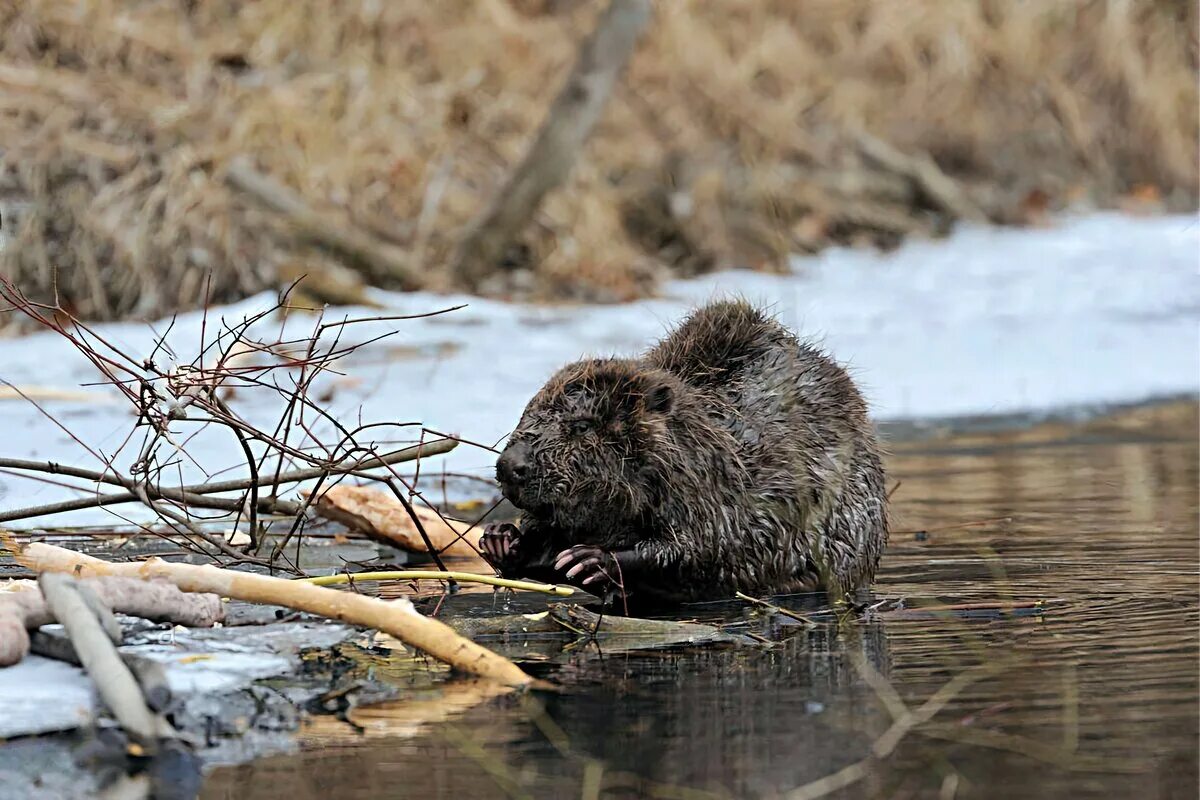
[452,0,652,287]
[0,576,223,665]
[16,542,534,688]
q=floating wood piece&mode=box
[548,603,754,648]
[452,0,653,287]
[448,604,757,655]
[307,484,482,558]
[447,610,563,640]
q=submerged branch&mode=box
[298,570,575,597]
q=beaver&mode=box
[480,299,888,606]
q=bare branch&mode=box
[0,439,456,526]
[0,277,469,573]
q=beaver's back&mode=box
[645,299,887,592]
[647,300,869,458]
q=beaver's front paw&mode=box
[554,545,620,588]
[480,522,522,572]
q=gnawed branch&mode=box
[17,542,534,687]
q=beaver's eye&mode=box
[568,419,595,436]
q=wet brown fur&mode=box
[491,299,888,605]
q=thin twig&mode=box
[0,440,456,525]
[736,591,818,626]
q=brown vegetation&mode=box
[0,0,1195,319]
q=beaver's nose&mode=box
[496,442,531,486]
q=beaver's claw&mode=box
[554,545,620,588]
[480,522,521,570]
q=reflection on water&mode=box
[203,401,1199,799]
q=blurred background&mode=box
[0,0,1196,318]
[1,0,1197,501]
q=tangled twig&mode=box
[0,276,487,573]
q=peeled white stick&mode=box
[38,573,164,746]
[16,542,534,688]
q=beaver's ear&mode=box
[645,382,674,414]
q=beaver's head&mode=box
[496,358,684,533]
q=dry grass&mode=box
[0,0,1195,320]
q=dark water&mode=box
[202,401,1199,800]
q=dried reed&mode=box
[0,0,1194,319]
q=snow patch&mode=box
[0,213,1195,527]
[0,657,95,738]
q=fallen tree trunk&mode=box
[452,0,653,287]
[225,157,422,290]
[16,542,534,688]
